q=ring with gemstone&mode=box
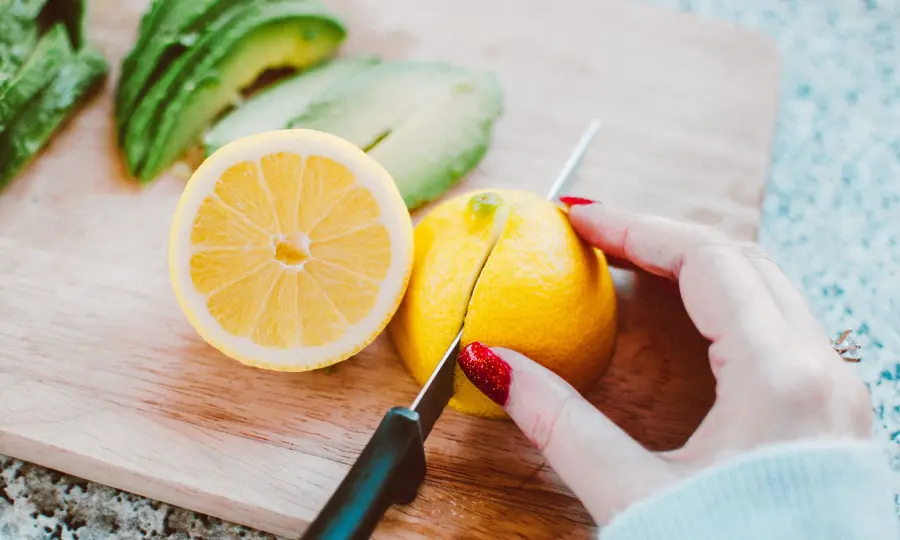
[832,329,862,362]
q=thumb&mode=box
[458,342,677,524]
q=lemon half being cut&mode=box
[169,129,413,371]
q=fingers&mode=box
[568,204,785,342]
[739,244,827,339]
[569,203,829,347]
[569,204,718,279]
[678,242,788,343]
[458,342,675,524]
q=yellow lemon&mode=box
[169,129,413,371]
[389,189,617,418]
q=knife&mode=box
[299,119,601,540]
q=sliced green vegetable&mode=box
[0,23,72,135]
[38,0,86,48]
[115,0,247,139]
[3,0,48,19]
[203,55,377,155]
[0,0,88,103]
[115,0,167,91]
[2,0,86,47]
[126,0,346,182]
[0,13,39,92]
[289,61,504,209]
[0,47,108,188]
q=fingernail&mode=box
[559,196,596,207]
[458,341,511,406]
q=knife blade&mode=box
[409,328,461,440]
[300,119,601,540]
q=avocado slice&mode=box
[126,0,346,182]
[116,0,167,88]
[0,24,72,135]
[203,55,378,156]
[0,47,108,188]
[288,61,504,209]
[115,0,248,140]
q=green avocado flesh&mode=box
[115,0,248,139]
[119,0,346,182]
[0,24,72,135]
[0,47,108,188]
[203,55,378,155]
[288,61,504,209]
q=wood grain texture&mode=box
[0,0,780,538]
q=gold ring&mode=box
[832,329,862,362]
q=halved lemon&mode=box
[169,129,414,371]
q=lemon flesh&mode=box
[169,129,413,371]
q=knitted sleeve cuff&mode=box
[599,439,898,540]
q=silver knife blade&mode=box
[410,330,461,440]
[410,119,602,440]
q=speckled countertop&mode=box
[2,0,899,538]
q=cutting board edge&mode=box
[0,403,313,540]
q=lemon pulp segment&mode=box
[189,153,388,348]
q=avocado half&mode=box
[289,61,505,210]
[201,57,505,210]
[116,0,346,182]
[203,55,379,156]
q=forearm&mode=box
[599,439,898,540]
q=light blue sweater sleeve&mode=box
[599,439,899,540]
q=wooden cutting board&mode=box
[0,0,780,538]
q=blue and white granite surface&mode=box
[1,0,898,538]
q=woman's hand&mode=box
[456,201,873,526]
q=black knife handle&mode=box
[300,407,427,540]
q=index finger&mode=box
[567,203,784,343]
[568,203,720,279]
[458,343,675,524]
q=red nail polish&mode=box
[458,342,511,406]
[559,196,595,207]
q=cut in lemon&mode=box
[389,189,617,418]
[169,129,414,371]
